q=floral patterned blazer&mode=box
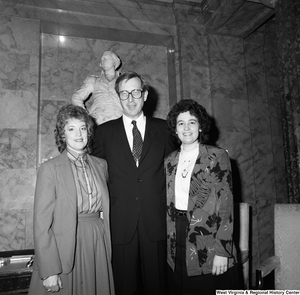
[165,144,237,277]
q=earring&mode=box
[199,129,202,132]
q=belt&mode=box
[175,208,187,217]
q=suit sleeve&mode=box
[162,119,177,157]
[103,159,108,181]
[33,162,62,279]
[92,125,105,159]
[212,150,235,257]
[166,133,178,157]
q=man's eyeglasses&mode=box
[118,89,143,101]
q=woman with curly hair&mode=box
[28,104,114,295]
[165,99,238,294]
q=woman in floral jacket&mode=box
[165,99,238,294]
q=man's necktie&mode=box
[132,120,143,165]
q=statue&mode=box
[71,51,123,125]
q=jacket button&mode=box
[137,179,142,182]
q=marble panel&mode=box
[0,90,37,129]
[180,34,209,67]
[269,97,282,137]
[272,135,288,202]
[0,168,35,211]
[189,64,210,93]
[0,0,176,36]
[203,0,241,30]
[223,2,263,31]
[255,169,276,200]
[177,22,206,39]
[213,97,233,133]
[210,65,247,101]
[209,36,246,101]
[187,64,211,103]
[178,34,211,105]
[249,101,271,135]
[208,35,245,67]
[266,91,281,154]
[172,49,181,107]
[272,135,285,170]
[266,79,280,103]
[252,133,276,200]
[0,52,30,90]
[217,131,255,203]
[26,129,38,169]
[25,209,34,249]
[39,100,66,135]
[232,99,251,133]
[252,133,273,165]
[36,0,172,13]
[213,98,251,134]
[194,98,212,120]
[0,128,36,169]
[175,8,206,38]
[175,3,203,23]
[0,210,26,251]
[0,16,40,92]
[256,199,275,261]
[244,20,276,48]
[263,20,277,49]
[264,46,279,78]
[244,27,265,45]
[244,42,268,103]
[265,72,281,136]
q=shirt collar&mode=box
[122,113,145,129]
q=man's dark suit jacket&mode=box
[93,116,174,245]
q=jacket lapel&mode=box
[168,150,180,199]
[187,144,209,216]
[57,151,77,214]
[115,117,138,167]
[139,117,155,165]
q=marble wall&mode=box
[0,16,40,250]
[243,21,287,284]
[0,0,179,251]
[174,5,287,285]
[0,0,286,287]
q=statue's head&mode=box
[100,51,121,70]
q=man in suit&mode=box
[92,71,174,295]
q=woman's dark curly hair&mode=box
[166,99,211,144]
[55,104,94,154]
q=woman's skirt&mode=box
[28,212,115,295]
